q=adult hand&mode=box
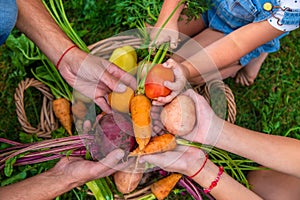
[140,145,206,177]
[152,59,188,106]
[59,50,137,113]
[50,149,130,186]
[181,89,224,145]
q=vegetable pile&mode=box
[0,1,264,200]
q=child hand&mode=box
[152,59,188,106]
[149,24,180,49]
[150,105,165,135]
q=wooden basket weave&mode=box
[14,78,58,138]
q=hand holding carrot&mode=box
[140,145,207,177]
[59,52,137,113]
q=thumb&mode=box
[100,149,125,167]
[101,70,127,93]
[169,35,178,49]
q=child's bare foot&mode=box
[235,53,268,86]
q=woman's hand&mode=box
[152,59,188,105]
[140,145,207,177]
[180,89,224,145]
[59,51,137,113]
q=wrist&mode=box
[57,46,87,73]
[48,165,84,189]
[180,62,191,79]
[203,115,225,146]
[187,153,208,178]
[192,160,220,188]
[181,61,193,79]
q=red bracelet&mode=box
[188,153,208,179]
[56,44,77,69]
[204,166,224,194]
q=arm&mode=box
[15,0,136,113]
[15,0,75,66]
[141,146,262,200]
[155,0,183,27]
[183,89,300,178]
[0,149,128,200]
[215,121,300,178]
[150,0,185,48]
[182,20,284,78]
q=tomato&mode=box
[145,64,174,99]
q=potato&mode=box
[113,162,145,194]
[71,100,87,119]
[160,95,196,136]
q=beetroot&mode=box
[89,112,136,160]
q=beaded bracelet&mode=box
[56,44,77,69]
[203,166,224,194]
[188,153,208,179]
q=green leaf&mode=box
[1,171,27,186]
[4,156,18,177]
[85,180,105,200]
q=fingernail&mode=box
[116,83,127,92]
[115,149,125,160]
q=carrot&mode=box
[130,94,152,151]
[151,173,183,200]
[53,97,73,136]
[129,133,176,156]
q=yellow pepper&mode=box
[109,45,137,75]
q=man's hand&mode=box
[59,52,137,113]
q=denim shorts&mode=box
[202,0,289,66]
[0,0,18,45]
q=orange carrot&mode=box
[130,94,152,151]
[129,133,176,156]
[53,97,73,135]
[151,173,183,200]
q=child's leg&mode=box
[188,62,242,85]
[247,169,300,200]
[235,52,268,86]
[177,14,207,37]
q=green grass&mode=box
[0,0,299,199]
[225,30,300,138]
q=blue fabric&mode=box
[0,0,18,45]
[201,0,289,66]
[281,8,300,25]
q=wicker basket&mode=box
[14,78,58,138]
[13,35,237,200]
